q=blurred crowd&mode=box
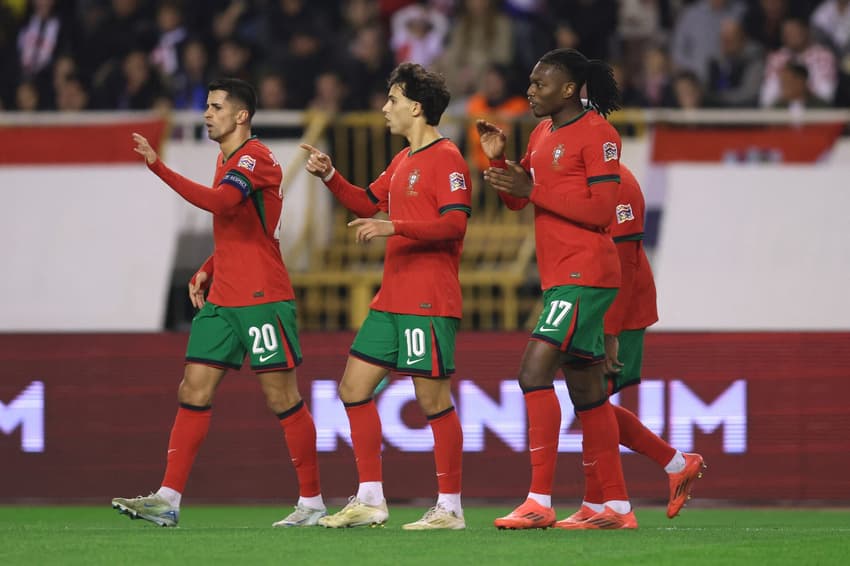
[1,0,849,115]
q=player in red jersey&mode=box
[478,48,636,529]
[111,78,325,528]
[301,63,471,530]
[558,163,706,528]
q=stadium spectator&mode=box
[17,0,67,82]
[617,0,672,82]
[465,63,529,173]
[112,77,326,529]
[638,45,675,107]
[773,59,832,108]
[308,70,349,113]
[213,36,254,84]
[670,0,746,83]
[759,17,837,107]
[150,0,188,80]
[743,0,789,51]
[707,18,765,107]
[390,1,449,67]
[340,22,395,109]
[436,0,513,97]
[670,70,709,108]
[171,38,210,110]
[55,74,90,111]
[100,49,167,110]
[300,63,470,530]
[15,80,39,110]
[478,48,633,530]
[549,0,618,61]
[810,0,850,104]
[257,71,288,110]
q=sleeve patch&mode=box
[603,142,619,162]
[616,203,635,224]
[449,171,468,192]
[221,169,253,198]
[238,155,256,171]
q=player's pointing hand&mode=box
[300,143,334,179]
[131,132,157,165]
[476,119,507,160]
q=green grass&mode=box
[2,506,849,565]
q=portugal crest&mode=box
[552,144,565,167]
[407,169,420,195]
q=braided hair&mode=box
[537,48,621,117]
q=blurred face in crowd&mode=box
[761,0,787,21]
[526,62,573,118]
[16,82,39,111]
[779,66,807,101]
[34,0,55,18]
[482,67,507,102]
[781,19,808,52]
[554,23,579,49]
[157,3,182,32]
[382,83,418,136]
[345,0,379,29]
[674,75,702,109]
[720,19,745,57]
[112,0,139,19]
[259,75,287,109]
[123,51,150,89]
[218,41,249,74]
[57,79,89,111]
[466,0,491,17]
[182,41,208,77]
[204,90,247,142]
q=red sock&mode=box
[613,404,676,468]
[345,399,382,482]
[428,407,462,494]
[582,446,604,505]
[577,400,628,502]
[161,404,212,493]
[278,401,321,497]
[525,388,561,497]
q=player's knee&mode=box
[177,380,214,406]
[337,380,369,405]
[517,369,551,392]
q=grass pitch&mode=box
[2,505,848,565]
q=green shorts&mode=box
[186,301,302,372]
[350,309,458,378]
[531,285,617,364]
[608,328,645,394]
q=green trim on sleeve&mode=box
[613,232,644,243]
[587,174,621,185]
[439,204,472,217]
[365,188,380,204]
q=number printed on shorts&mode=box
[404,327,426,363]
[249,323,279,354]
[540,300,573,332]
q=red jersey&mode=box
[500,110,622,289]
[367,138,472,318]
[604,164,659,333]
[207,137,293,306]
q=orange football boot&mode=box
[667,453,706,518]
[557,505,638,530]
[494,499,556,529]
[552,504,598,529]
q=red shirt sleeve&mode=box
[604,240,639,335]
[324,171,381,218]
[148,159,244,213]
[488,157,530,210]
[393,210,467,240]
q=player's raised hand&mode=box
[188,270,209,309]
[131,132,157,165]
[300,143,334,178]
[476,119,507,159]
[483,160,533,198]
[347,218,395,242]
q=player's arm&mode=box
[477,119,530,210]
[529,176,619,227]
[188,255,214,309]
[301,143,380,218]
[604,240,639,336]
[132,133,245,213]
[349,210,468,243]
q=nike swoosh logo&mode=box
[259,352,279,362]
[582,460,598,467]
[406,357,424,365]
[167,449,177,454]
[530,446,545,452]
[538,326,559,332]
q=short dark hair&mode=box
[207,78,257,120]
[387,63,450,126]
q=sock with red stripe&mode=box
[161,403,212,495]
[278,400,322,499]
